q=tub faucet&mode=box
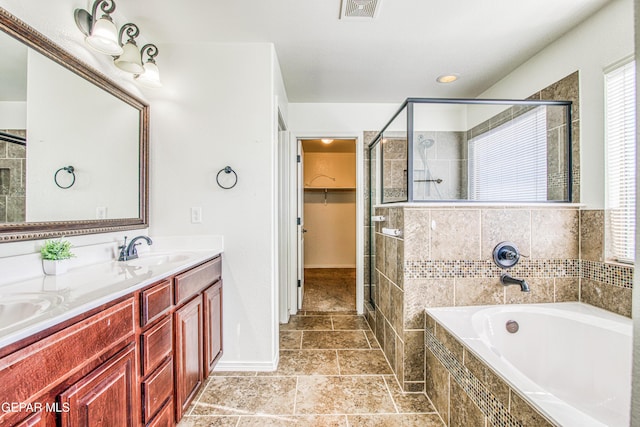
[118,235,153,261]
[501,273,530,292]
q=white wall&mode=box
[0,102,26,129]
[146,42,283,370]
[290,103,400,135]
[304,191,356,268]
[477,0,634,208]
[303,152,356,268]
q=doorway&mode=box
[299,138,357,312]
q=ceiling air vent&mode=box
[340,0,381,20]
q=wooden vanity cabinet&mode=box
[173,256,222,421]
[0,297,136,427]
[0,255,222,427]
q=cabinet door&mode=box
[203,280,223,377]
[60,343,138,427]
[174,296,203,421]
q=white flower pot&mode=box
[42,259,69,275]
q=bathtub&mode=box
[426,302,632,427]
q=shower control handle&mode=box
[492,242,521,269]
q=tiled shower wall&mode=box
[381,136,407,202]
[0,131,26,223]
[581,209,633,317]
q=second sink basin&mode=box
[124,253,192,268]
[0,293,65,331]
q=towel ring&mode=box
[54,166,76,189]
[216,166,238,189]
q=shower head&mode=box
[417,135,435,148]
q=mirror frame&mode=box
[0,8,149,242]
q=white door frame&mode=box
[296,139,305,310]
[287,133,364,315]
[277,107,299,324]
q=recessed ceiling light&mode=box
[436,74,459,84]
[321,139,334,144]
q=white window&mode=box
[468,106,547,201]
[606,59,636,263]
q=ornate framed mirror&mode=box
[0,8,149,242]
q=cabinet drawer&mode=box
[147,398,173,427]
[174,256,221,305]
[14,411,45,427]
[140,315,173,376]
[142,358,173,423]
[141,279,172,327]
[0,298,135,418]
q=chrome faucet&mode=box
[118,235,153,261]
[500,273,530,292]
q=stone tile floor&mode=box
[301,268,356,313]
[178,313,444,426]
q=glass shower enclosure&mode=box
[366,98,573,308]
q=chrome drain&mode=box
[506,320,519,333]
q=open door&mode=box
[296,140,305,310]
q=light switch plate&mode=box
[191,207,202,223]
[96,207,107,219]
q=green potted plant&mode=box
[41,237,75,275]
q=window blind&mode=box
[606,60,636,263]
[468,107,547,201]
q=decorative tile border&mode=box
[405,259,580,280]
[581,260,633,289]
[425,328,523,427]
[405,259,633,289]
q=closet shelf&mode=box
[304,186,356,191]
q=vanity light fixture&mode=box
[321,139,334,144]
[75,7,163,88]
[134,44,163,88]
[114,23,144,74]
[74,0,124,56]
[436,74,459,84]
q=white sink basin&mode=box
[0,293,65,331]
[124,253,192,268]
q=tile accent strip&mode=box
[581,260,633,289]
[406,259,633,289]
[405,259,580,280]
[425,328,523,427]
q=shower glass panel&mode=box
[369,98,572,205]
[366,137,381,312]
[381,105,408,203]
[367,98,572,306]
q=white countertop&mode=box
[0,239,222,349]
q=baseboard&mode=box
[304,264,356,269]
[213,358,278,372]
